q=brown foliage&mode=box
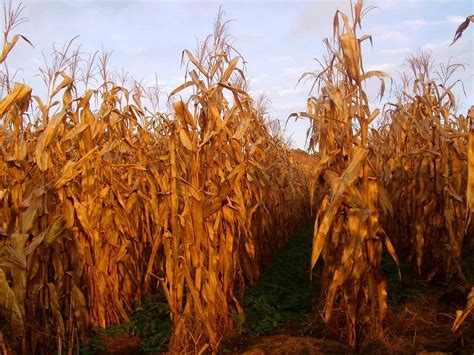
[0,9,311,354]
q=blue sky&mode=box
[5,0,474,148]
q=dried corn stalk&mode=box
[452,287,474,332]
[296,1,398,350]
[467,106,474,216]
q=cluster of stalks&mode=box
[374,53,469,282]
[297,0,473,350]
[0,8,311,353]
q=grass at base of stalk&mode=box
[242,224,319,336]
[80,291,171,354]
[382,248,474,308]
[462,250,474,284]
[382,252,429,305]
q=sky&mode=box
[4,0,474,149]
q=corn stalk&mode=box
[297,1,399,350]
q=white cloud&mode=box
[446,15,466,24]
[284,66,308,78]
[289,1,351,37]
[248,89,269,98]
[402,20,430,30]
[378,31,407,42]
[276,86,306,97]
[422,40,452,50]
[371,0,425,12]
[401,15,468,30]
[269,55,292,63]
[238,33,268,46]
[272,102,304,111]
[379,48,413,56]
[248,73,270,85]
[366,62,398,72]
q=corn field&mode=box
[0,1,473,354]
[0,8,313,353]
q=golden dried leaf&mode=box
[0,269,23,329]
[452,287,474,332]
[35,110,67,171]
[179,128,194,151]
[0,83,32,117]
